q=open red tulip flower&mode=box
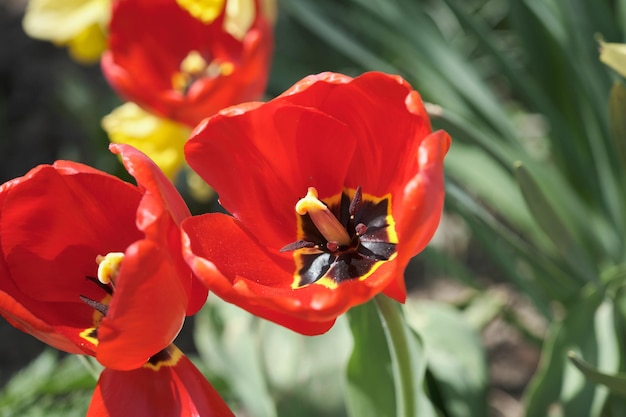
[182,71,451,335]
[0,144,233,416]
[101,0,274,127]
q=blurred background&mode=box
[2,0,625,416]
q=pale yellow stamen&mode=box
[180,50,208,75]
[96,252,125,286]
[295,187,352,247]
[172,51,233,93]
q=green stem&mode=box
[374,294,415,417]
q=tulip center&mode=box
[281,186,398,289]
[172,50,234,94]
[78,252,125,346]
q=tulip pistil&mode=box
[282,186,398,288]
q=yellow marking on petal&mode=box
[80,327,99,346]
[295,187,352,246]
[315,252,398,289]
[290,188,398,289]
[143,345,184,371]
[96,252,125,286]
[176,0,225,24]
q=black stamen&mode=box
[86,276,113,295]
[280,240,317,253]
[79,295,109,316]
[349,186,362,217]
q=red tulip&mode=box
[87,345,234,417]
[182,71,451,335]
[101,0,274,127]
[0,145,230,416]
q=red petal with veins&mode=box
[185,103,357,251]
[112,144,207,316]
[97,240,187,370]
[182,213,396,334]
[278,72,433,196]
[88,346,234,417]
[0,145,203,366]
[0,162,142,353]
[102,0,273,126]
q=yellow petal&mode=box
[66,22,107,64]
[599,37,626,78]
[176,0,225,24]
[23,0,110,43]
[224,0,255,40]
[102,103,191,180]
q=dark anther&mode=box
[148,347,173,366]
[86,276,113,295]
[326,241,340,252]
[280,239,316,253]
[80,295,109,316]
[349,186,362,217]
[355,223,367,236]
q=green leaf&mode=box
[568,353,626,398]
[514,162,597,283]
[523,289,619,417]
[346,297,439,417]
[609,81,626,171]
[194,298,277,417]
[345,301,396,417]
[404,300,488,417]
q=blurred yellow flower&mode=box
[177,0,275,39]
[102,102,191,180]
[22,0,110,64]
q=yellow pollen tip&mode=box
[180,51,208,75]
[96,252,125,285]
[295,187,326,215]
[295,187,352,246]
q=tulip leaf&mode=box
[524,289,619,417]
[0,351,95,417]
[346,297,438,417]
[568,353,626,398]
[609,81,626,171]
[514,162,597,283]
[194,298,277,417]
[404,300,488,417]
[345,300,396,417]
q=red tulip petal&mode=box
[278,72,433,196]
[0,289,84,354]
[110,144,208,316]
[88,345,234,417]
[394,130,451,266]
[184,213,397,334]
[103,0,272,126]
[185,103,357,251]
[97,240,187,370]
[111,144,190,227]
[0,163,142,351]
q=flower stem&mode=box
[374,294,415,417]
